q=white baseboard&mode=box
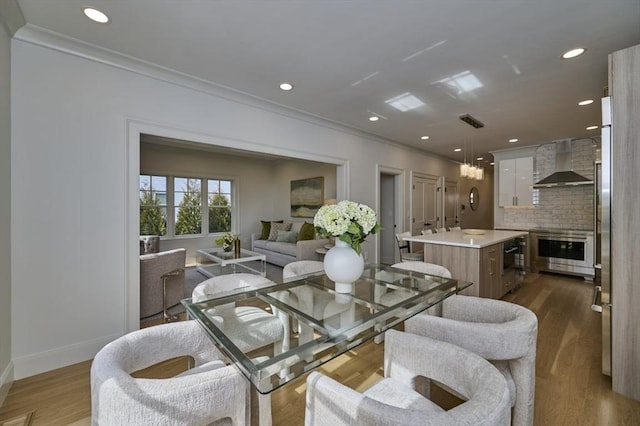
[0,361,14,406]
[12,333,121,380]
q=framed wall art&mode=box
[290,176,324,217]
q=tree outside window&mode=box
[208,179,232,233]
[139,175,167,236]
[174,177,202,235]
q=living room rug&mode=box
[0,411,34,426]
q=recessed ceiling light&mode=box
[420,136,430,140]
[279,82,293,91]
[476,157,483,161]
[490,162,495,166]
[509,138,518,143]
[369,116,379,122]
[586,125,599,130]
[83,7,109,23]
[578,99,594,106]
[562,48,585,59]
[454,148,462,152]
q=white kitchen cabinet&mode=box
[498,157,533,206]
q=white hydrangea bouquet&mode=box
[314,200,381,255]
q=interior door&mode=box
[379,173,396,264]
[412,174,438,235]
[444,179,459,229]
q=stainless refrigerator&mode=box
[594,44,640,400]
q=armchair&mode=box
[140,248,186,321]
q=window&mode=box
[139,175,167,236]
[174,177,202,235]
[139,175,234,238]
[208,179,232,233]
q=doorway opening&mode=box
[377,166,404,265]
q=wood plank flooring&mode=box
[1,272,639,425]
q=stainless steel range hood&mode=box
[533,139,594,188]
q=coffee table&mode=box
[196,247,267,277]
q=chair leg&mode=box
[162,268,184,323]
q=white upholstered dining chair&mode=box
[91,320,266,425]
[192,273,285,354]
[405,295,538,426]
[282,260,324,281]
[304,329,511,426]
[391,261,452,278]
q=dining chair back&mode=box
[192,273,285,353]
[282,260,324,281]
[405,295,538,426]
[391,261,452,278]
[91,320,265,425]
[305,329,511,426]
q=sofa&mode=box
[251,220,329,267]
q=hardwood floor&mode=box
[1,272,639,425]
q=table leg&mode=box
[249,385,272,426]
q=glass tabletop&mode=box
[182,264,472,394]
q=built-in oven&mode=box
[531,230,594,279]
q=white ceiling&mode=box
[12,0,640,164]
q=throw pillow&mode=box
[297,222,316,241]
[268,222,291,241]
[276,230,298,243]
[290,222,305,234]
[261,220,282,240]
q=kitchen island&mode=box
[404,230,528,299]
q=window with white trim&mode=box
[139,175,167,236]
[139,174,234,237]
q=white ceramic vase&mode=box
[323,239,364,293]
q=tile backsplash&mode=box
[502,138,597,230]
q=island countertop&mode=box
[404,230,528,249]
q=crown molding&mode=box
[13,24,458,165]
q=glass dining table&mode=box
[182,263,472,425]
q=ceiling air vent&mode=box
[459,114,485,128]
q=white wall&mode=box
[0,14,13,402]
[10,26,462,379]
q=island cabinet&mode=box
[404,230,527,299]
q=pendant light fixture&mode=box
[459,138,484,181]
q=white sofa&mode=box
[251,229,329,267]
